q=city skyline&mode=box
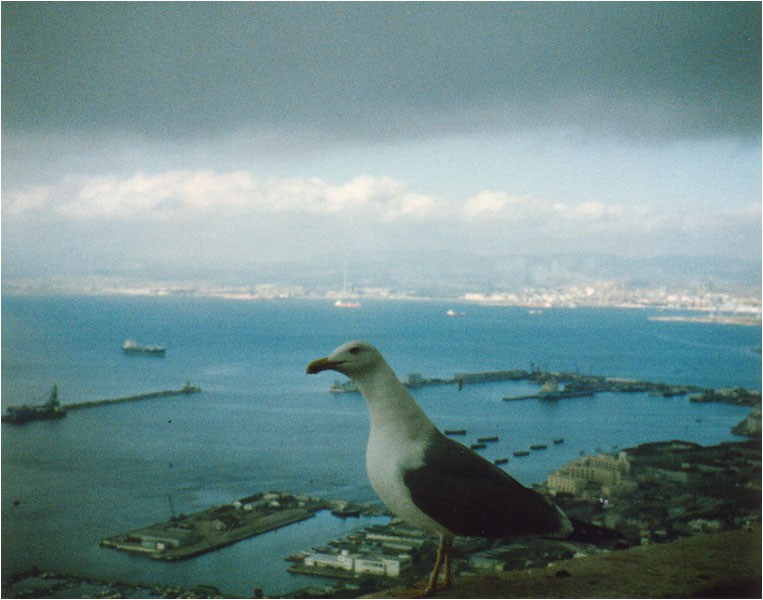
[2,3,761,285]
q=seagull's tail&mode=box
[566,518,624,545]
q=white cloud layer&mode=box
[4,171,438,222]
[6,169,759,253]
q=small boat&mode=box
[530,444,547,450]
[494,458,508,465]
[446,309,465,317]
[334,299,361,308]
[444,429,467,436]
[477,436,499,443]
[553,438,564,444]
[470,443,487,450]
[330,379,359,393]
[513,450,530,457]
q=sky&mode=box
[2,2,761,288]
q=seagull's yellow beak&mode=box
[306,357,344,374]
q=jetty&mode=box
[66,383,200,411]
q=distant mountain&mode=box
[329,252,761,295]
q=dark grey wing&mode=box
[403,430,567,538]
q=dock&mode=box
[101,492,326,561]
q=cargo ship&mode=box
[122,339,166,356]
[2,385,66,424]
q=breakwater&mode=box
[66,383,201,411]
[330,368,760,406]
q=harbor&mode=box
[2,296,759,598]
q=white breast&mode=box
[365,424,451,535]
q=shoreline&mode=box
[649,314,761,326]
[1,288,759,322]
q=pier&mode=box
[65,383,201,411]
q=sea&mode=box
[2,295,761,596]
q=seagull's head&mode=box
[306,340,384,379]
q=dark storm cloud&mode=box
[2,2,760,140]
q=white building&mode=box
[304,549,355,571]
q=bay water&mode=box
[2,295,760,595]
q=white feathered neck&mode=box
[352,358,436,441]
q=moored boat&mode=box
[513,450,530,457]
[2,385,66,424]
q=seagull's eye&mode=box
[349,347,361,355]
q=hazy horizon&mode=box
[2,3,761,288]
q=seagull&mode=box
[307,340,620,596]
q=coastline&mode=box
[649,314,761,326]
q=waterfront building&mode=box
[301,548,411,577]
[546,452,632,496]
[354,553,412,577]
[304,549,355,571]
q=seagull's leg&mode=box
[441,535,454,589]
[423,534,448,596]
